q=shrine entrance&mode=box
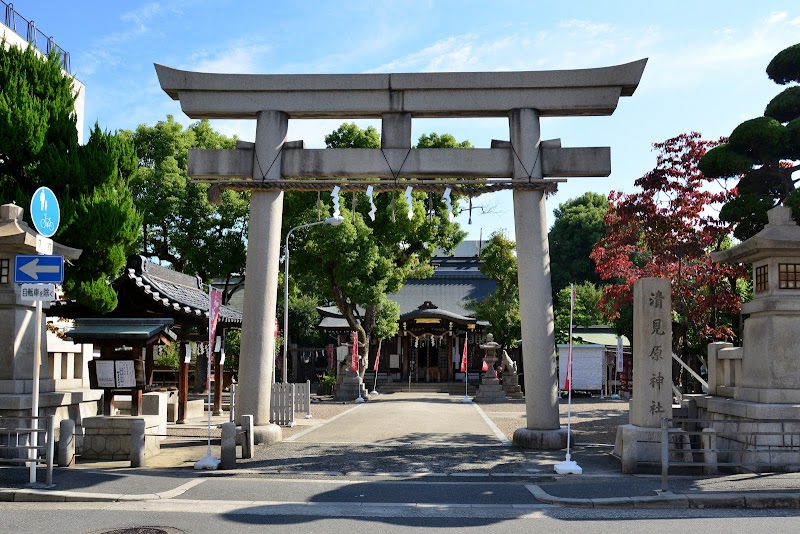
[398,301,486,383]
[156,58,646,448]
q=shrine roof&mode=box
[66,318,176,342]
[52,255,242,327]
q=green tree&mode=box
[129,116,248,304]
[553,282,604,344]
[0,42,141,312]
[548,192,608,302]
[286,123,466,374]
[468,231,520,350]
[592,133,746,356]
[698,42,800,240]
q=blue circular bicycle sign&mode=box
[30,186,60,238]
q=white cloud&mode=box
[120,2,165,31]
[557,19,616,37]
[76,2,187,76]
[767,12,788,23]
[187,42,271,74]
[368,34,482,73]
[644,12,800,90]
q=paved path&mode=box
[289,392,508,445]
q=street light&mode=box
[282,216,344,383]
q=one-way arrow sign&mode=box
[14,255,64,284]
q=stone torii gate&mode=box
[156,59,646,447]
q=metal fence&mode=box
[270,380,312,427]
[0,415,55,485]
[2,1,71,72]
[661,416,800,492]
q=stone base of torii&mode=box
[155,59,646,448]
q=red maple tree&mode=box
[590,133,748,356]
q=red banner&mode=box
[460,336,467,373]
[373,339,382,372]
[208,287,222,390]
[351,331,359,372]
[208,288,222,351]
[326,344,334,369]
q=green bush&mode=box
[318,369,337,386]
[765,86,800,123]
[223,329,240,372]
[156,344,180,370]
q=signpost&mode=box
[22,187,61,484]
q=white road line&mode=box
[471,403,513,445]
[157,477,207,499]
[284,404,364,442]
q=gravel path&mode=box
[480,396,629,445]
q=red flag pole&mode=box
[461,334,471,403]
[371,339,381,395]
[196,287,222,470]
[555,283,582,474]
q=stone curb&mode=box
[0,477,205,503]
[525,484,800,509]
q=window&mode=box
[0,259,8,284]
[778,263,800,289]
[755,265,769,293]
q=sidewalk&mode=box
[2,392,800,509]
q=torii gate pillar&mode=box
[510,109,565,448]
[236,110,287,443]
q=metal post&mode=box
[305,380,312,419]
[29,299,42,484]
[661,417,670,492]
[229,384,236,423]
[289,383,296,427]
[45,415,54,486]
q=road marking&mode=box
[157,478,207,499]
[471,403,513,445]
[284,404,363,442]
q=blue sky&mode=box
[13,1,800,241]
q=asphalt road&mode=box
[3,500,800,534]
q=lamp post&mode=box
[283,216,344,383]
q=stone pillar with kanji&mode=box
[614,277,690,473]
[630,278,672,427]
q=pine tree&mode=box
[699,42,800,239]
[0,40,141,312]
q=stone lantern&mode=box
[473,333,507,403]
[712,205,800,403]
[0,203,81,399]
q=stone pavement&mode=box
[2,391,800,509]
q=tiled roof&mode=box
[317,241,496,328]
[121,256,242,324]
[389,277,495,317]
[52,255,241,326]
